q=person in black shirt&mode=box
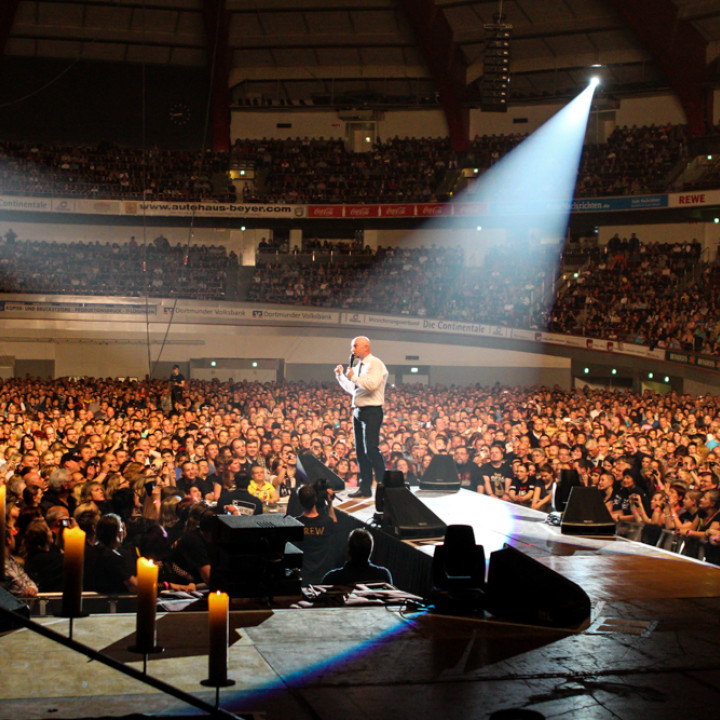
[172,508,214,584]
[453,446,482,492]
[296,484,338,585]
[322,528,392,586]
[217,472,263,515]
[92,514,137,594]
[479,445,514,500]
[23,518,64,592]
[169,365,185,409]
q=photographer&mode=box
[612,470,650,522]
[296,483,338,585]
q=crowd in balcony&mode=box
[545,234,717,352]
[575,123,688,197]
[0,142,229,202]
[0,123,694,206]
[0,230,234,300]
[3,227,719,356]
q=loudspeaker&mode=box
[486,544,591,628]
[375,470,406,512]
[297,452,345,490]
[419,454,461,492]
[382,486,447,540]
[561,486,616,537]
[211,514,305,598]
[481,18,512,112]
[0,587,30,632]
[554,468,581,512]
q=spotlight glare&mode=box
[590,76,600,87]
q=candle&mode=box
[208,590,229,684]
[61,526,85,617]
[0,484,6,582]
[136,557,159,652]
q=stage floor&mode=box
[3,489,720,720]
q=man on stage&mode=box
[335,336,388,498]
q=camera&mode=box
[60,517,71,528]
[312,477,331,512]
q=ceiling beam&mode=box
[399,0,469,151]
[605,0,711,136]
[0,0,21,59]
[203,0,231,151]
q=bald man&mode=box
[335,336,389,498]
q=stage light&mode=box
[241,225,246,231]
[584,367,589,374]
[648,372,654,379]
[708,155,713,161]
[611,368,617,375]
[410,367,419,374]
[210,361,216,367]
[664,376,670,383]
[252,361,258,368]
[590,76,600,87]
[714,218,719,224]
[477,225,483,231]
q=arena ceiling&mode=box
[1,0,720,127]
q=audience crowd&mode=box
[4,226,720,356]
[0,142,231,202]
[545,235,720,352]
[0,124,693,205]
[3,375,720,599]
[575,123,688,197]
[0,231,234,300]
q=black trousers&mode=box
[353,405,385,494]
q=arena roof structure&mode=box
[2,0,720,142]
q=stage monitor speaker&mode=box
[0,587,30,632]
[554,468,581,512]
[297,452,345,490]
[382,486,447,540]
[561,486,616,537]
[375,470,406,512]
[486,544,591,628]
[419,454,461,492]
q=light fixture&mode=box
[410,367,419,374]
[648,372,654,379]
[240,225,246,231]
[611,368,617,375]
[477,225,483,231]
[664,376,670,383]
[210,361,216,367]
[252,361,258,368]
[584,367,589,374]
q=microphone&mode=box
[349,352,355,368]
